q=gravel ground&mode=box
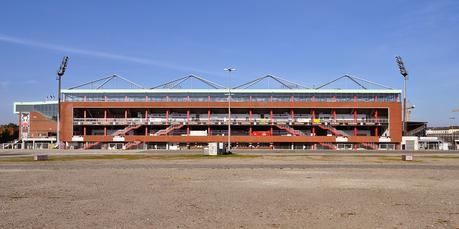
[1,156,459,228]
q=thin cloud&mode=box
[0,34,221,76]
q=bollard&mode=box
[402,154,413,161]
[34,154,49,161]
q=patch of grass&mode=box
[423,155,459,160]
[436,218,449,224]
[377,156,423,163]
[0,157,36,163]
[0,153,260,163]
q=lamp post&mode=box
[224,68,236,152]
[450,117,456,150]
[396,56,409,136]
[56,56,69,149]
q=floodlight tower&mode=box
[396,56,409,136]
[56,56,69,149]
[224,67,236,152]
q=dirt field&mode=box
[1,154,459,228]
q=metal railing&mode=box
[73,117,389,125]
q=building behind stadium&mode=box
[13,74,402,150]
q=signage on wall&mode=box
[20,112,30,139]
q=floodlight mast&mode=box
[396,56,409,136]
[56,56,69,149]
[224,68,236,153]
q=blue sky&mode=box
[0,0,458,126]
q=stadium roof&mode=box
[63,73,400,94]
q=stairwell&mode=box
[154,124,184,136]
[317,124,349,137]
[84,142,102,150]
[275,124,306,136]
[84,124,142,150]
[318,142,336,150]
[112,124,142,136]
[406,124,426,136]
[125,141,142,150]
[360,142,378,150]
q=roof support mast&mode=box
[396,56,409,136]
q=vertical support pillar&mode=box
[353,95,358,146]
[270,109,273,124]
[187,109,190,135]
[83,109,87,139]
[290,109,294,122]
[124,109,128,123]
[375,109,379,137]
[104,109,107,136]
[270,109,273,135]
[354,109,357,136]
[145,110,148,136]
[312,109,316,136]
[250,109,254,136]
[332,109,336,121]
[249,109,253,136]
[166,109,169,125]
[208,108,211,136]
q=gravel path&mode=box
[1,157,459,228]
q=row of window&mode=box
[64,93,399,102]
[15,104,58,120]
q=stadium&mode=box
[13,73,402,150]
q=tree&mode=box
[0,123,19,143]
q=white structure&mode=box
[401,136,419,150]
[402,136,449,151]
